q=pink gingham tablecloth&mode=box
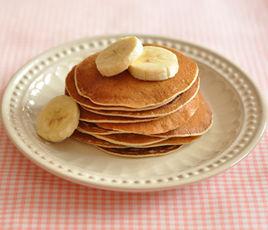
[0,0,268,229]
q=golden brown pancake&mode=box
[156,136,199,145]
[79,107,157,123]
[77,95,212,137]
[82,77,200,118]
[65,41,213,158]
[77,122,121,135]
[99,145,182,158]
[96,133,198,146]
[78,131,165,146]
[154,94,212,137]
[97,92,200,135]
[76,93,211,137]
[72,130,123,148]
[72,130,197,148]
[74,45,198,108]
[66,67,173,111]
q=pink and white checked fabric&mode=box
[0,0,267,229]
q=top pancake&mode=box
[75,45,198,108]
[82,77,199,118]
[66,67,174,111]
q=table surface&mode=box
[0,0,267,229]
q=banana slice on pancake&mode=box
[129,46,179,81]
[96,36,143,77]
[36,95,80,142]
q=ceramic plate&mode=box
[1,35,267,192]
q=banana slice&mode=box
[128,46,179,81]
[36,95,80,142]
[96,36,143,77]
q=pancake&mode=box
[82,77,200,118]
[64,40,213,158]
[78,122,198,146]
[66,67,173,111]
[77,95,212,137]
[95,133,197,146]
[74,45,198,108]
[92,133,164,146]
[155,136,199,145]
[154,94,213,137]
[78,132,165,146]
[79,107,157,123]
[72,130,197,149]
[77,122,121,135]
[97,92,200,135]
[72,130,123,148]
[99,145,182,158]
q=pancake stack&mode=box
[65,45,212,157]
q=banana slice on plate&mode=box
[36,95,80,142]
[96,36,143,77]
[129,46,179,81]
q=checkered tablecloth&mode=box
[0,0,267,229]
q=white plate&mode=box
[1,35,267,192]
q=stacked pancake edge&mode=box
[65,46,212,157]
